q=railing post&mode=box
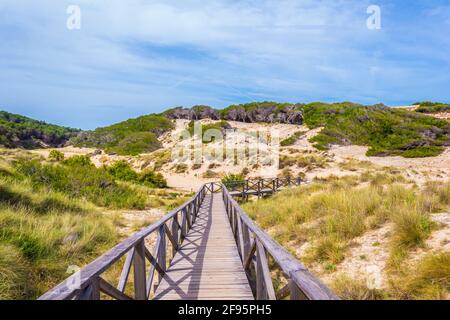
[133,240,147,300]
[172,214,179,257]
[158,226,166,283]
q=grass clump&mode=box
[332,275,386,300]
[390,252,450,299]
[279,154,328,170]
[0,244,30,299]
[244,175,448,270]
[48,150,64,162]
[222,173,245,187]
[280,131,304,146]
[0,177,118,299]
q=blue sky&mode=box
[0,0,450,129]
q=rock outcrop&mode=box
[164,104,304,125]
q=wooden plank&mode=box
[117,247,134,293]
[154,194,253,300]
[255,240,276,300]
[39,185,207,300]
[99,277,132,300]
[133,240,147,300]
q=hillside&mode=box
[3,102,450,158]
[0,111,79,149]
[415,102,450,114]
[69,114,175,156]
[166,102,450,158]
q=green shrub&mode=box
[107,161,138,182]
[402,146,444,158]
[48,150,64,162]
[139,170,167,188]
[62,155,93,167]
[415,102,450,114]
[15,159,146,209]
[222,173,245,187]
[303,103,449,158]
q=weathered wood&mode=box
[244,240,256,270]
[276,283,290,300]
[157,226,166,283]
[222,185,338,301]
[255,240,276,300]
[117,247,134,293]
[99,277,132,300]
[39,185,207,300]
[171,215,179,258]
[154,194,253,300]
[164,224,178,253]
[133,240,147,300]
[41,179,337,301]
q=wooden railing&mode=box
[39,185,208,300]
[221,183,338,300]
[40,179,337,300]
[225,177,302,198]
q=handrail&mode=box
[40,179,337,300]
[221,183,339,300]
[224,177,302,198]
[39,185,208,300]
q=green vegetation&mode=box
[415,102,450,114]
[70,114,174,155]
[0,157,118,298]
[48,150,64,162]
[300,103,449,158]
[331,275,386,300]
[15,156,148,210]
[187,120,231,143]
[221,173,245,187]
[280,131,305,146]
[390,252,450,299]
[0,111,79,149]
[242,171,450,299]
[0,150,185,299]
[220,101,296,119]
[279,154,328,170]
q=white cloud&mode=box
[0,0,449,128]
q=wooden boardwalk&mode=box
[40,180,338,301]
[154,193,254,300]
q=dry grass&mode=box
[331,275,386,300]
[243,170,450,300]
[389,252,450,300]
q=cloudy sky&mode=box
[1,0,449,129]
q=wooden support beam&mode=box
[133,240,147,300]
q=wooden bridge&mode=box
[39,179,338,300]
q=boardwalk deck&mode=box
[40,179,338,301]
[154,193,254,300]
